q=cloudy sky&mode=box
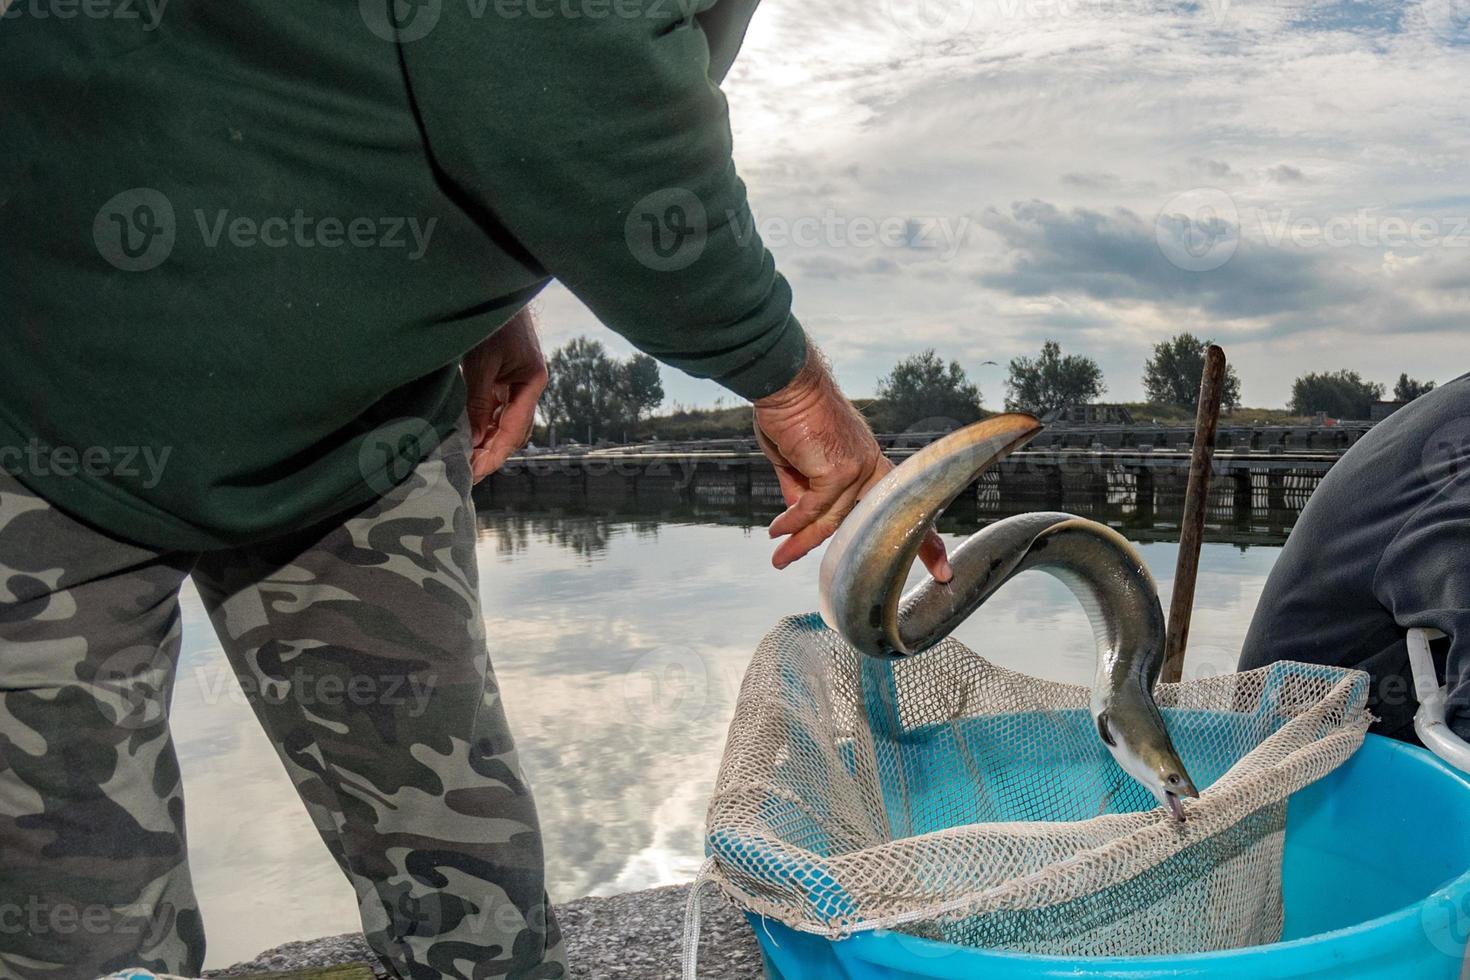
[536,0,1470,410]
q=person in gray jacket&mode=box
[1239,373,1470,743]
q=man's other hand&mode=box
[753,348,951,579]
[464,308,548,482]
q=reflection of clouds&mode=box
[171,518,1276,964]
[172,583,362,968]
[478,511,645,561]
[478,521,812,900]
[491,662,731,900]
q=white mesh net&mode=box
[704,614,1372,956]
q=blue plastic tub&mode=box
[748,734,1470,979]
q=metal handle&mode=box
[1407,627,1470,774]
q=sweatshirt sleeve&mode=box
[1372,478,1470,739]
[395,0,807,400]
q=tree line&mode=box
[534,333,1438,444]
[869,334,1435,430]
[537,337,664,444]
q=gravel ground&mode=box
[209,885,765,980]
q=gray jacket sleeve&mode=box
[1372,476,1470,739]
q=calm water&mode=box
[173,508,1281,967]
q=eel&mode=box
[818,414,1200,821]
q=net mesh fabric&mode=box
[704,614,1372,955]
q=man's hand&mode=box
[464,308,548,482]
[753,347,951,579]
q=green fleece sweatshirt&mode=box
[0,0,806,550]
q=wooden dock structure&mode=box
[480,440,1343,545]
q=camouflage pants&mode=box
[0,426,565,980]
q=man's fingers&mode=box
[768,482,833,539]
[771,505,847,568]
[770,467,807,509]
[465,390,504,448]
[771,481,863,568]
[470,381,540,482]
[470,448,496,483]
[917,529,953,583]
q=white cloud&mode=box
[537,0,1470,409]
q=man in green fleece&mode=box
[0,1,951,978]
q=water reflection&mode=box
[178,505,1280,967]
[480,512,663,561]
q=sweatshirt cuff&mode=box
[710,313,809,402]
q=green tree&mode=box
[543,341,667,442]
[620,353,665,430]
[1142,333,1241,410]
[542,337,630,443]
[1005,340,1106,413]
[872,350,984,430]
[1289,370,1384,418]
[1393,373,1436,402]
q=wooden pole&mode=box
[1162,344,1227,684]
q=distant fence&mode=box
[480,443,1340,546]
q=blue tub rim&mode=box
[809,734,1470,969]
